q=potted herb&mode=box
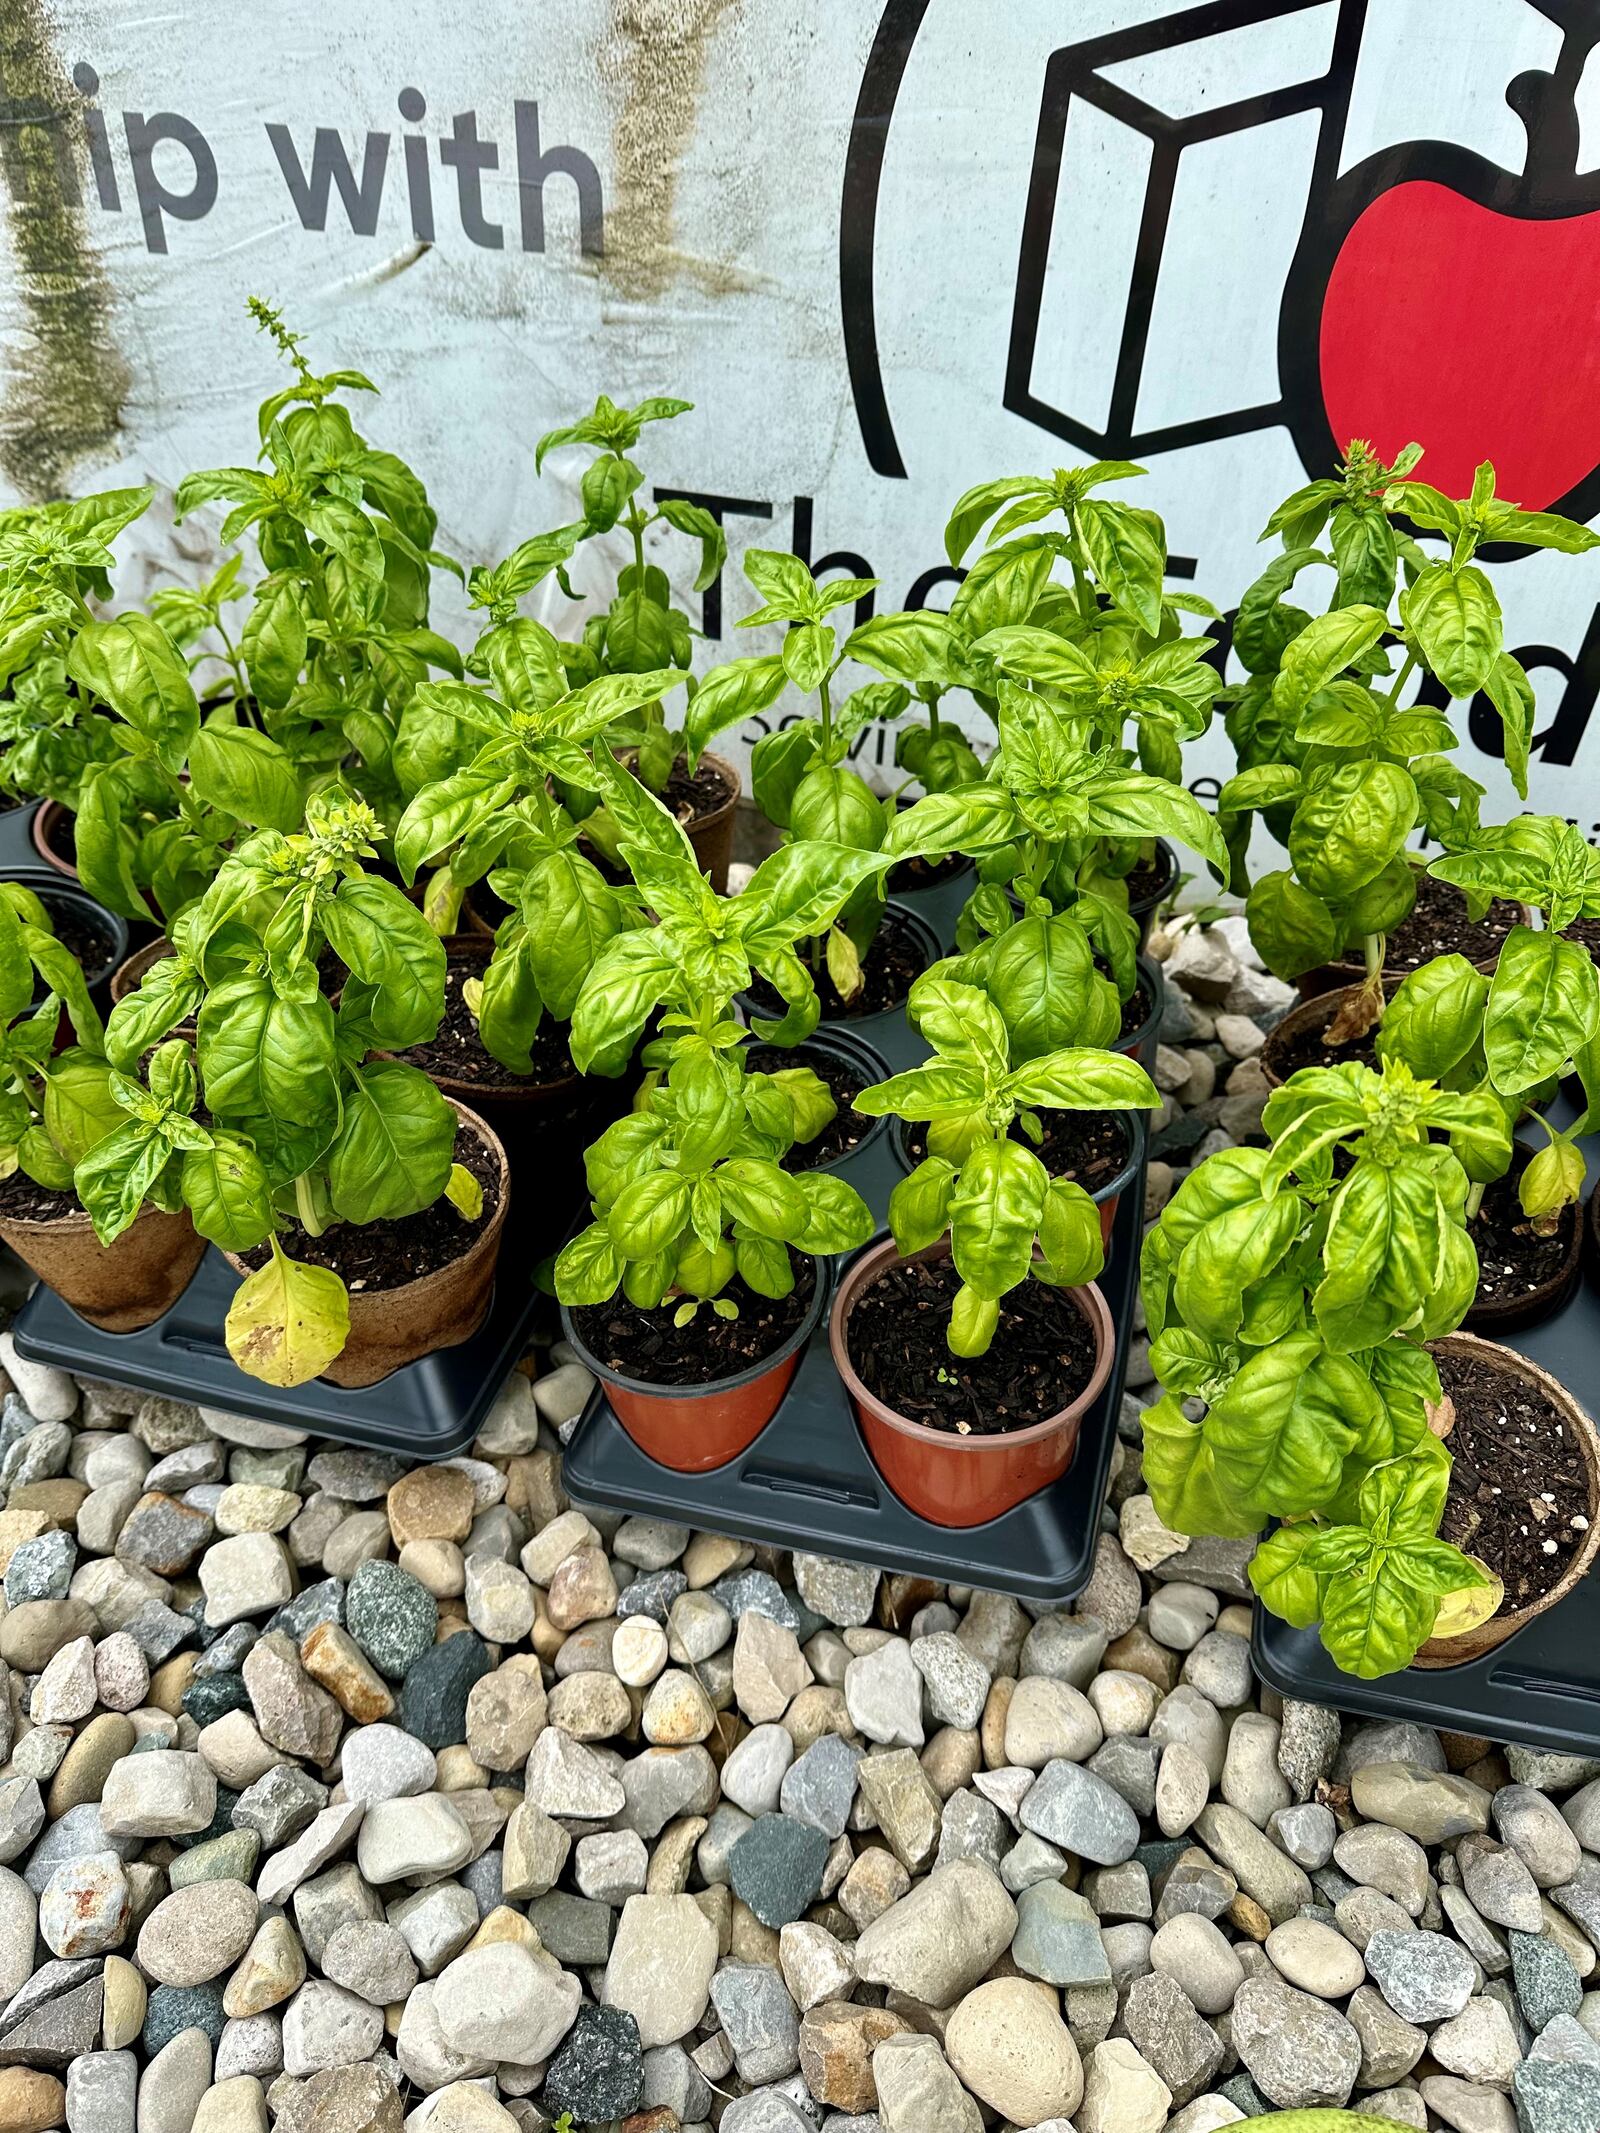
[685,548,942,1025]
[389,615,688,1194]
[936,459,1220,935]
[531,392,741,886]
[881,670,1227,1063]
[0,484,152,863]
[1141,1054,1600,1674]
[554,785,886,1467]
[829,973,1154,1526]
[0,894,204,1330]
[104,788,502,1387]
[174,298,461,826]
[1220,447,1595,1039]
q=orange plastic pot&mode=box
[559,1257,826,1473]
[830,1237,1116,1527]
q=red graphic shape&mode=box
[1319,179,1600,510]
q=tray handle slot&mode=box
[742,1462,879,1508]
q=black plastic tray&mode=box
[10,1244,540,1457]
[562,1136,1144,1605]
[1254,1114,1600,1755]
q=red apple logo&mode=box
[1282,53,1600,523]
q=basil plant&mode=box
[528,391,727,796]
[1141,1055,1510,1676]
[0,886,126,1195]
[99,789,478,1387]
[0,484,152,811]
[555,776,880,1325]
[391,615,687,1062]
[881,675,1228,1001]
[857,973,1157,1355]
[174,299,461,821]
[64,613,307,923]
[1217,447,1597,1026]
[685,549,897,1005]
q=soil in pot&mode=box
[748,905,931,1022]
[36,803,75,872]
[845,1253,1099,1434]
[570,1257,816,1389]
[1261,991,1381,1080]
[1564,915,1600,962]
[745,1043,871,1170]
[1330,872,1523,977]
[1436,1345,1590,1615]
[644,753,735,831]
[902,1109,1134,1199]
[1122,840,1177,914]
[235,1121,502,1292]
[1467,1147,1581,1325]
[397,947,578,1097]
[0,1169,77,1224]
[1111,967,1158,1049]
[34,893,119,988]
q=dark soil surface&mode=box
[1339,872,1522,974]
[902,1108,1135,1197]
[643,754,735,829]
[748,905,930,1022]
[396,949,575,1092]
[1439,1347,1590,1611]
[37,896,117,983]
[1123,842,1177,913]
[846,1252,1099,1433]
[572,1256,815,1387]
[237,1124,501,1294]
[41,807,75,868]
[745,1042,874,1171]
[1564,915,1600,962]
[1470,1151,1578,1312]
[1116,972,1157,1047]
[0,1168,79,1222]
[888,849,970,895]
[1264,1002,1381,1078]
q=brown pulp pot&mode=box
[1413,1330,1600,1668]
[1259,984,1381,1090]
[830,1236,1116,1528]
[222,1102,509,1388]
[684,751,740,894]
[560,1258,826,1473]
[30,801,77,881]
[0,1198,206,1333]
[1463,1142,1586,1338]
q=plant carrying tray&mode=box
[562,1137,1145,1606]
[1253,1111,1600,1757]
[9,1244,542,1458]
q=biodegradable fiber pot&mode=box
[1259,983,1376,1090]
[0,1198,206,1334]
[830,1236,1115,1528]
[559,1257,827,1474]
[222,1102,510,1389]
[686,750,741,894]
[30,800,76,881]
[1413,1330,1600,1670]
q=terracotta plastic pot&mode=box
[560,1257,827,1474]
[30,801,77,881]
[0,1198,206,1333]
[222,1102,509,1389]
[1463,1140,1585,1337]
[1414,1331,1600,1669]
[830,1236,1116,1527]
[892,1109,1146,1248]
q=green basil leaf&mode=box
[240,583,308,710]
[198,975,339,1128]
[326,1064,455,1224]
[1077,497,1164,633]
[607,1172,692,1258]
[1484,925,1600,1093]
[188,723,304,832]
[1003,1047,1156,1112]
[323,876,446,1049]
[1142,1391,1260,1540]
[949,1137,1049,1301]
[1245,870,1341,982]
[1174,1190,1303,1339]
[1035,1177,1104,1287]
[789,1170,875,1255]
[1288,761,1418,899]
[683,655,788,763]
[1314,1152,1449,1350]
[889,1155,957,1255]
[181,1132,275,1250]
[1402,561,1502,697]
[1272,604,1388,711]
[853,1062,988,1121]
[1200,1334,1372,1519]
[1249,1525,1326,1630]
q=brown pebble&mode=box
[1228,1892,1272,1940]
[147,1652,198,1716]
[6,1479,87,1526]
[386,1466,476,1548]
[0,2066,66,2133]
[981,1677,1015,1770]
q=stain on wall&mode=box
[0,2,128,500]
[599,0,745,300]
